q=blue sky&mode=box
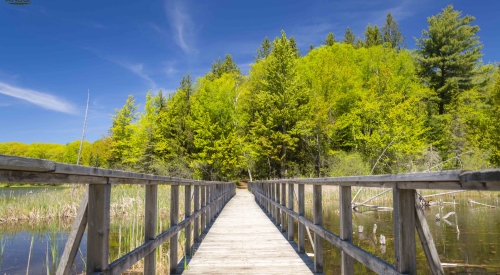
[1,0,499,144]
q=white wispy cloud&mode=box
[0,82,77,114]
[119,62,157,89]
[164,0,196,54]
[81,47,157,89]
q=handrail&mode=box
[0,154,229,185]
[249,168,500,275]
[252,169,500,190]
[0,154,236,275]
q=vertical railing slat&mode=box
[393,188,417,275]
[340,186,354,275]
[281,183,286,232]
[170,185,179,274]
[144,185,157,275]
[288,183,294,240]
[298,184,305,253]
[194,185,200,243]
[313,185,323,273]
[185,185,192,255]
[87,183,111,274]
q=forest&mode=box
[2,5,499,181]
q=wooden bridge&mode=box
[1,154,500,275]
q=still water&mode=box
[0,187,499,274]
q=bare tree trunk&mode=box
[72,90,90,197]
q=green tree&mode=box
[342,27,356,46]
[207,54,241,81]
[108,95,138,167]
[364,24,383,47]
[289,36,300,57]
[382,12,405,49]
[415,5,484,115]
[324,32,335,46]
[249,30,310,178]
[255,36,272,60]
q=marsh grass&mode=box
[1,184,191,274]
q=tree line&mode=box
[2,6,499,181]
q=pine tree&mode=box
[324,32,335,46]
[255,36,272,60]
[109,95,138,167]
[289,36,300,57]
[382,12,405,49]
[415,5,484,115]
[208,54,241,80]
[364,24,383,47]
[342,27,356,46]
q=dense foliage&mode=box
[1,6,499,180]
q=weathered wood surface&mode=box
[0,154,55,171]
[393,189,417,275]
[144,185,157,275]
[182,190,320,275]
[0,154,232,186]
[87,184,111,274]
[340,186,354,275]
[414,193,444,275]
[56,187,89,275]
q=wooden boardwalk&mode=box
[181,189,319,275]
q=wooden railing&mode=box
[248,169,500,275]
[0,154,236,275]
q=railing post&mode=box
[201,185,206,232]
[194,185,200,242]
[393,188,417,275]
[185,185,192,255]
[144,185,157,275]
[340,186,354,275]
[271,183,275,221]
[276,183,281,227]
[288,182,294,240]
[170,184,179,274]
[298,183,305,253]
[87,183,111,274]
[281,183,286,232]
[313,185,323,273]
[211,185,215,222]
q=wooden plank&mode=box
[414,193,444,275]
[0,154,55,172]
[459,169,500,184]
[182,190,316,275]
[87,184,111,273]
[201,185,206,232]
[313,185,323,273]
[340,186,354,275]
[276,182,281,227]
[281,183,286,232]
[206,185,211,228]
[393,188,417,275]
[253,170,462,184]
[298,184,305,253]
[144,185,157,275]
[0,170,108,184]
[185,185,192,256]
[194,185,200,242]
[170,185,179,274]
[288,183,294,241]
[56,187,88,275]
[256,191,402,275]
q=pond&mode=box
[0,186,499,274]
[295,187,500,274]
